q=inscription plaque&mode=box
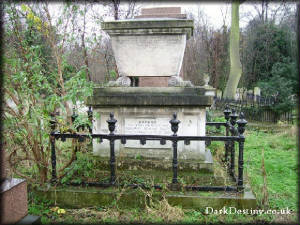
[124,117,172,148]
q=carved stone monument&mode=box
[87,7,215,171]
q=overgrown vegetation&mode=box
[27,121,298,224]
[241,18,298,114]
[244,127,298,211]
[3,3,93,184]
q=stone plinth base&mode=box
[87,87,214,170]
[87,87,214,168]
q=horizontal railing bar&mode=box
[51,132,244,142]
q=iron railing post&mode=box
[107,113,117,184]
[223,105,231,162]
[87,106,93,134]
[229,109,238,180]
[237,112,247,192]
[71,108,79,132]
[50,112,57,184]
[170,113,180,184]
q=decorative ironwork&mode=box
[230,109,239,128]
[223,105,231,121]
[169,113,180,184]
[224,105,231,163]
[160,139,166,145]
[237,112,247,191]
[49,107,247,192]
[107,113,117,135]
[237,112,247,136]
[87,106,93,133]
[229,109,238,181]
[107,113,116,184]
[170,113,180,136]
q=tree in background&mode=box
[223,0,242,99]
[240,3,297,114]
[242,21,295,88]
[183,8,230,89]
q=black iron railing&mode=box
[49,105,247,192]
[213,96,294,124]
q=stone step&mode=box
[34,183,256,210]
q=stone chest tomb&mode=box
[87,7,215,171]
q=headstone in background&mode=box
[216,89,222,99]
[235,88,240,100]
[0,150,28,224]
[247,90,254,101]
[238,88,244,100]
[254,87,261,102]
[242,88,248,100]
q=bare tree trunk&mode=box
[81,3,92,81]
[112,0,120,20]
[297,3,299,100]
[223,0,242,99]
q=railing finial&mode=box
[50,112,57,132]
[170,113,180,136]
[223,104,231,122]
[230,108,239,126]
[237,112,247,137]
[107,112,117,135]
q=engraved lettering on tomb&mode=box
[124,118,171,148]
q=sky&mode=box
[137,1,296,29]
[46,1,297,42]
[138,1,233,29]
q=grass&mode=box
[243,126,298,211]
[26,121,298,224]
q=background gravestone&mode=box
[0,150,28,225]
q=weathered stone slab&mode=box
[141,7,181,15]
[87,87,214,107]
[0,178,28,225]
[101,19,193,35]
[135,14,187,19]
[102,18,193,77]
[111,34,186,77]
